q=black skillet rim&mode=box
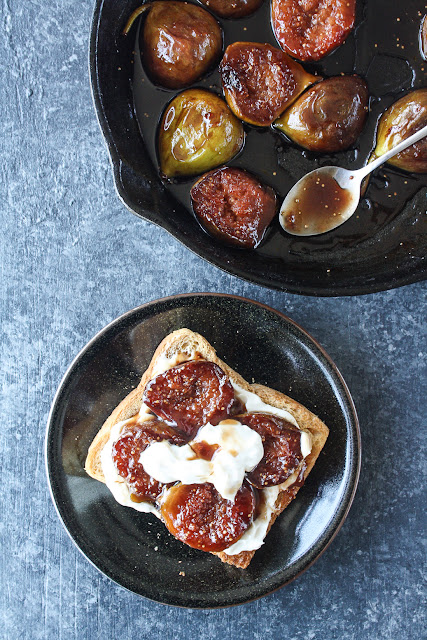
[88,0,427,296]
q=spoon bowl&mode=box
[280,123,427,236]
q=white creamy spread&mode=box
[231,381,299,427]
[100,351,313,552]
[140,441,211,484]
[140,420,264,501]
[300,430,312,458]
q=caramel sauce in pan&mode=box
[284,173,353,235]
[131,0,427,268]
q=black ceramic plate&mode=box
[46,294,360,607]
[90,0,426,296]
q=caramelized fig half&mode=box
[272,0,356,62]
[199,0,263,18]
[158,89,244,178]
[274,75,369,152]
[139,1,222,90]
[220,42,318,126]
[191,167,277,248]
[371,89,427,174]
[143,360,235,437]
[161,482,257,552]
[112,418,186,502]
[237,413,303,488]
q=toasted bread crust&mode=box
[85,329,329,568]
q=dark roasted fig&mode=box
[158,89,245,178]
[272,0,356,62]
[237,413,303,488]
[143,360,235,437]
[220,42,318,126]
[161,482,256,552]
[371,89,427,174]
[191,166,277,248]
[199,0,263,18]
[126,1,222,90]
[274,75,369,152]
[112,418,186,502]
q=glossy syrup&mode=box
[282,173,354,235]
[131,0,427,268]
[190,441,219,460]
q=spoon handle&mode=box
[357,123,427,179]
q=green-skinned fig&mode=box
[125,2,222,90]
[274,75,369,152]
[371,89,427,173]
[158,89,245,178]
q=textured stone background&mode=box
[0,0,426,638]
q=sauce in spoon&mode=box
[283,172,355,235]
[280,123,427,236]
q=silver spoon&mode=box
[279,124,427,236]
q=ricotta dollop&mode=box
[140,419,264,501]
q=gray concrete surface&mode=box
[0,1,425,638]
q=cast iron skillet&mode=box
[89,0,427,295]
[45,294,360,607]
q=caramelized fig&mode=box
[158,89,245,178]
[237,413,303,487]
[274,75,369,152]
[371,89,427,173]
[191,167,277,248]
[220,42,318,126]
[199,0,263,18]
[143,360,235,437]
[112,418,186,502]
[161,482,257,551]
[134,1,222,89]
[272,0,356,62]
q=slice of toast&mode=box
[85,328,329,568]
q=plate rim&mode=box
[88,0,426,297]
[45,292,361,608]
